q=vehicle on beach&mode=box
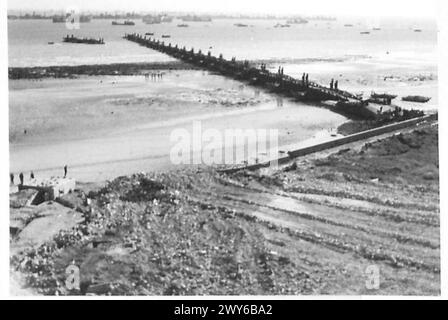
[373,27,381,31]
[177,24,189,27]
[161,34,171,38]
[414,29,422,32]
[234,23,248,27]
[112,20,135,26]
[344,24,354,27]
[47,41,54,45]
[360,31,370,34]
[402,95,431,103]
[145,32,154,36]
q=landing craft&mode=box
[402,95,430,103]
[112,20,135,26]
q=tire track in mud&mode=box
[219,194,439,250]
[214,176,439,227]
[284,185,439,213]
[187,197,439,274]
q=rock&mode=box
[10,189,39,208]
[86,283,112,295]
[423,171,436,181]
[12,202,83,250]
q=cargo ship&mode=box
[112,20,135,26]
[179,15,212,22]
[52,15,92,23]
[63,35,104,44]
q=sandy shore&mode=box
[10,70,346,182]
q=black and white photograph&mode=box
[3,0,446,300]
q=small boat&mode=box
[344,24,354,27]
[161,34,171,38]
[371,92,397,100]
[402,95,431,103]
[177,24,189,27]
[145,32,154,36]
[234,23,248,27]
[414,29,422,32]
[373,27,381,31]
[48,41,54,45]
[360,31,370,34]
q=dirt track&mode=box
[10,123,439,295]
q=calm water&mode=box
[8,17,437,67]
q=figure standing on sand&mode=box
[330,79,334,90]
[19,172,24,185]
[10,173,14,185]
[334,80,338,90]
[64,165,68,178]
[30,171,34,179]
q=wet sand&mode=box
[9,70,346,182]
[9,54,437,183]
[280,54,438,111]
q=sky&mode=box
[7,0,439,18]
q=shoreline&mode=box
[8,61,200,79]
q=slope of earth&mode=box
[10,124,439,295]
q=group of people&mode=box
[9,172,33,186]
[144,73,164,81]
[302,73,310,87]
[10,165,68,186]
[330,78,339,90]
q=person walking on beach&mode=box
[10,173,14,185]
[335,80,338,90]
[30,171,34,180]
[330,79,334,90]
[19,172,24,186]
[64,165,68,178]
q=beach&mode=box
[8,14,440,296]
[10,52,437,182]
[10,70,349,182]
